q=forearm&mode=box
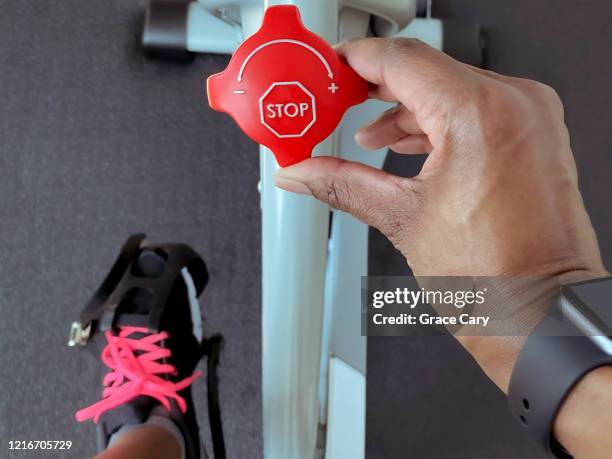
[461,270,612,458]
[553,366,612,458]
[475,339,612,458]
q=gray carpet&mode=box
[0,1,610,458]
[0,2,260,458]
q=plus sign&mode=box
[328,83,339,94]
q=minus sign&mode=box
[233,90,246,94]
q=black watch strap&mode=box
[507,299,612,458]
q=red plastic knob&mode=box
[206,5,368,167]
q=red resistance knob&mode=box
[207,5,368,167]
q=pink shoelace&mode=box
[75,326,201,423]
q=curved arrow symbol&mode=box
[237,39,334,83]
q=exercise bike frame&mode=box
[158,1,447,457]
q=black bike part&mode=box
[203,335,226,459]
[80,233,146,327]
[142,0,194,61]
[80,234,208,334]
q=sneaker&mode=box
[69,234,210,459]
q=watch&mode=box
[508,276,612,458]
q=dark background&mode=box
[0,1,610,458]
[368,2,612,458]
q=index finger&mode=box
[336,38,477,114]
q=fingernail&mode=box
[274,176,312,196]
[354,129,367,145]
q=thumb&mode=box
[274,156,421,241]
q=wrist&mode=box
[458,335,526,393]
[458,268,609,393]
[458,276,559,392]
[553,365,612,458]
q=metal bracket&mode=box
[67,321,91,347]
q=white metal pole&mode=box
[260,1,338,458]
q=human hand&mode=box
[274,38,610,456]
[276,37,603,281]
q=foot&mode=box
[70,234,209,459]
